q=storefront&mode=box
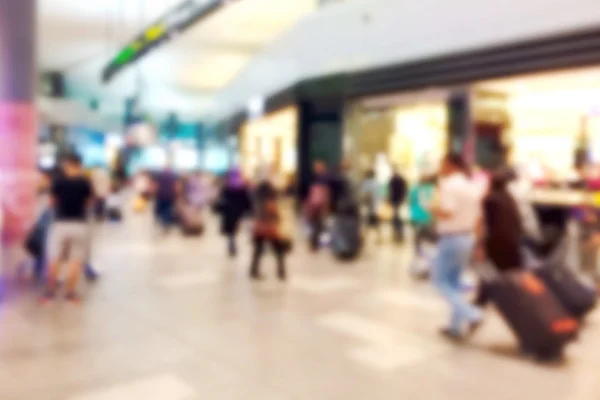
[345,66,600,184]
[474,66,600,182]
[239,106,298,184]
[344,89,448,182]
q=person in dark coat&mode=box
[388,168,408,242]
[328,160,353,214]
[474,169,524,307]
[216,169,252,257]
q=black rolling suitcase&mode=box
[330,216,362,261]
[484,269,579,360]
[536,265,597,319]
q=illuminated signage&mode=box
[102,0,237,83]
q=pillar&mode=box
[0,0,38,244]
[447,89,474,164]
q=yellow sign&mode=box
[145,25,165,41]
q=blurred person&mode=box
[131,171,151,213]
[408,174,436,275]
[90,166,111,222]
[216,169,252,257]
[388,167,408,243]
[24,170,54,283]
[575,206,600,282]
[105,183,124,222]
[332,161,360,223]
[361,169,382,244]
[329,160,352,214]
[330,171,363,260]
[250,193,288,281]
[431,153,483,340]
[255,168,278,207]
[42,154,93,303]
[179,171,212,235]
[152,163,180,233]
[135,170,153,200]
[186,171,211,211]
[472,170,524,309]
[304,161,330,252]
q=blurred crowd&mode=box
[6,149,599,362]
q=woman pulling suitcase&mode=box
[473,170,579,361]
[473,170,525,308]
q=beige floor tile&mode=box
[0,214,597,400]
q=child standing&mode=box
[250,197,289,281]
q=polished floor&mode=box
[0,211,599,400]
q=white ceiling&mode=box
[208,0,600,120]
[39,0,317,121]
[40,0,600,126]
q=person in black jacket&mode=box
[216,169,252,257]
[473,170,524,307]
[388,168,408,242]
[329,161,353,214]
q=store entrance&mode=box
[347,92,449,184]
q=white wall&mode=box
[209,0,600,119]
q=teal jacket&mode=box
[409,183,434,225]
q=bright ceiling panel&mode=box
[190,0,317,45]
[177,52,250,90]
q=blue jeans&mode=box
[432,234,482,334]
[154,198,175,229]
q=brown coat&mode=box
[483,190,523,271]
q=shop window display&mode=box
[390,104,447,182]
[240,107,298,182]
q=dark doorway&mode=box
[474,122,506,170]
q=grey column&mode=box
[0,0,37,102]
[0,0,38,243]
[447,89,474,163]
